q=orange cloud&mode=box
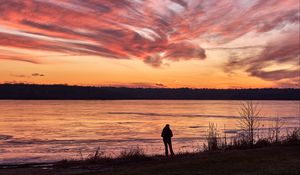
[0,0,297,68]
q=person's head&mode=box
[165,124,170,129]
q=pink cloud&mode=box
[225,28,299,87]
[0,0,298,69]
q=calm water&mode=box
[0,100,299,164]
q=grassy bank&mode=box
[1,145,299,175]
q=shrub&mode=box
[118,146,150,161]
[283,128,300,145]
[205,123,220,151]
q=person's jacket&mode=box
[161,127,173,138]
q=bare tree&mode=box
[238,101,261,145]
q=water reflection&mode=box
[0,100,299,164]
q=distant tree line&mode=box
[0,83,299,100]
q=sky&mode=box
[0,0,299,88]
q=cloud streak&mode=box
[100,82,167,88]
[0,0,298,68]
[224,28,299,86]
[32,73,45,77]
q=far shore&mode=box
[1,83,299,100]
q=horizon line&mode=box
[1,83,299,90]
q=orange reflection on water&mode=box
[0,100,299,164]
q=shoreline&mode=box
[1,84,299,100]
[0,145,299,175]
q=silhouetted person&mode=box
[161,124,174,156]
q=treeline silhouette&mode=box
[0,83,299,100]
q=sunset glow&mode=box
[0,0,299,88]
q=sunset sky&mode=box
[0,0,299,88]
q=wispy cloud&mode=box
[0,0,298,69]
[32,73,45,77]
[10,72,45,78]
[224,27,299,87]
[99,82,167,88]
[10,73,28,78]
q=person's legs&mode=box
[168,140,174,155]
[163,140,168,156]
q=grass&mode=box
[1,125,299,175]
[1,145,299,175]
[82,145,300,175]
[54,146,153,168]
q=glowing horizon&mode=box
[0,0,299,88]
